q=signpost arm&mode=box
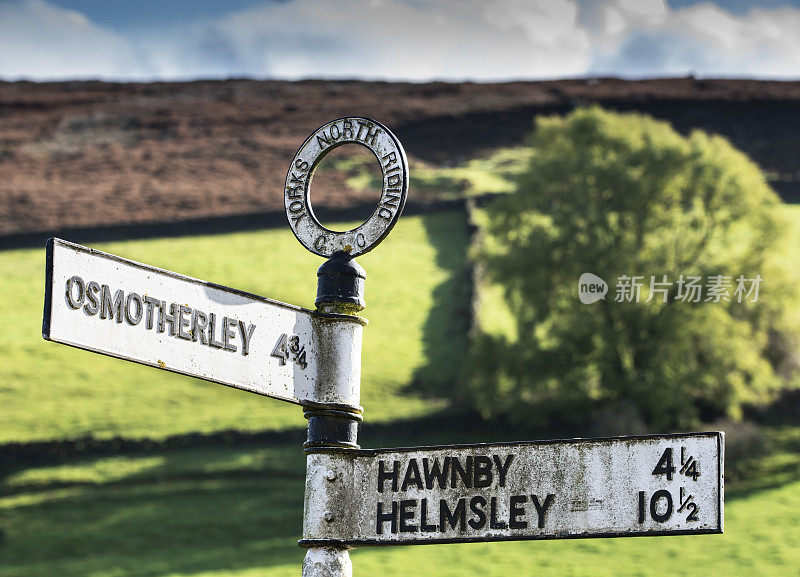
[302,253,367,577]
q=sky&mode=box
[0,0,799,82]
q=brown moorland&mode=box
[1,77,799,246]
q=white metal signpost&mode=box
[42,117,723,577]
[303,434,722,547]
[43,237,365,410]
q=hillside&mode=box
[3,78,800,577]
[1,77,799,247]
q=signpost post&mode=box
[42,116,723,577]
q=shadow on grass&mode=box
[407,206,473,402]
[3,411,800,577]
[0,414,541,577]
[0,476,306,576]
[0,441,310,576]
[0,199,470,251]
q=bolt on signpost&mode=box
[42,117,723,577]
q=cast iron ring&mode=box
[284,117,409,258]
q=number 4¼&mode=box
[652,447,700,482]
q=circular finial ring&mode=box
[284,117,409,258]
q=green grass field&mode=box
[327,146,534,204]
[0,211,469,443]
[1,423,799,577]
[1,201,799,576]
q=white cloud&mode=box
[599,0,668,38]
[141,0,591,81]
[0,0,149,80]
[0,0,798,81]
[588,1,800,78]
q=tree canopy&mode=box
[469,106,800,430]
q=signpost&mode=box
[303,433,722,547]
[42,116,723,577]
[43,237,365,409]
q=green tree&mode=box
[469,106,800,430]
